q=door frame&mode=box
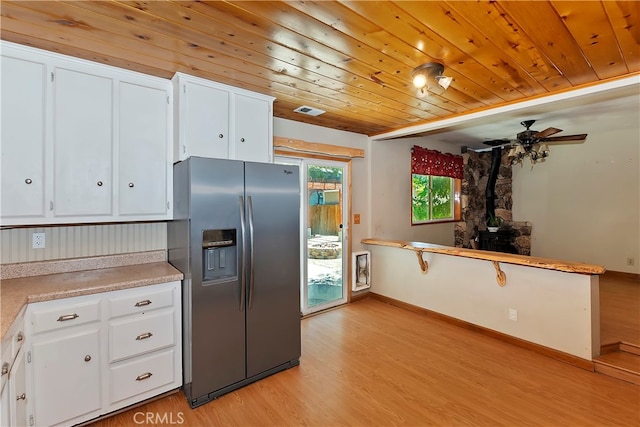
[275,154,352,316]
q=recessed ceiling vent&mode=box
[294,105,326,116]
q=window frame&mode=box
[411,173,461,225]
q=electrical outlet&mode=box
[508,308,518,321]
[627,257,635,266]
[32,232,45,249]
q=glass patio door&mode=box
[275,156,348,315]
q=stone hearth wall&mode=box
[454,151,531,255]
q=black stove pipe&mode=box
[485,147,502,223]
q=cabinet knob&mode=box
[25,178,33,184]
[218,133,224,139]
[16,393,26,401]
[16,332,23,342]
[84,355,92,362]
[128,182,134,188]
[97,181,103,187]
[1,362,8,376]
[240,138,245,142]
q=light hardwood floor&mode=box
[599,273,640,346]
[94,293,639,427]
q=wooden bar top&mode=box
[362,238,606,275]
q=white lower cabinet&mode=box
[1,310,26,427]
[24,281,182,426]
[31,329,102,426]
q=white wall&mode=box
[512,116,640,274]
[368,244,600,360]
[273,118,370,253]
[369,136,459,245]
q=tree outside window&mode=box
[411,174,455,224]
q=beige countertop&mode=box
[362,238,606,275]
[1,260,183,341]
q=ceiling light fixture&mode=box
[507,142,550,165]
[411,62,452,93]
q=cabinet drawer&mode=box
[30,299,100,334]
[109,309,175,362]
[108,286,174,318]
[109,349,176,405]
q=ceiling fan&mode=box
[468,120,588,165]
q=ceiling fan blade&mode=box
[541,133,588,143]
[534,127,562,138]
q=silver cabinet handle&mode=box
[84,355,91,362]
[136,372,153,381]
[57,313,79,322]
[134,299,152,307]
[1,363,8,375]
[16,393,26,401]
[25,178,32,184]
[97,181,103,186]
[128,182,134,188]
[16,332,23,342]
[135,332,153,341]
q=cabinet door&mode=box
[9,348,26,427]
[53,66,113,217]
[1,54,47,219]
[0,380,8,427]
[118,80,169,217]
[232,93,272,163]
[32,328,101,426]
[181,81,229,159]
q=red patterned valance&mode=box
[411,145,463,179]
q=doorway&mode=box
[276,156,349,315]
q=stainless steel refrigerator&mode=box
[168,156,301,408]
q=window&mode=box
[411,146,462,225]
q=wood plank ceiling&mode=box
[1,1,638,137]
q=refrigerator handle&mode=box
[247,195,255,309]
[239,196,246,312]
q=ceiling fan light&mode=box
[436,75,452,90]
[412,73,427,88]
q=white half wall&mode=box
[368,245,600,360]
[512,112,640,274]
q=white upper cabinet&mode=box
[0,54,47,220]
[0,41,173,226]
[118,80,171,217]
[172,72,274,163]
[232,93,272,163]
[53,65,114,217]
[177,79,229,160]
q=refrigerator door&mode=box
[187,157,247,399]
[244,162,301,377]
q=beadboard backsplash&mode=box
[0,223,167,264]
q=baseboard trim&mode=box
[369,292,595,371]
[603,270,640,281]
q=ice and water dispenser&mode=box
[202,229,238,283]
